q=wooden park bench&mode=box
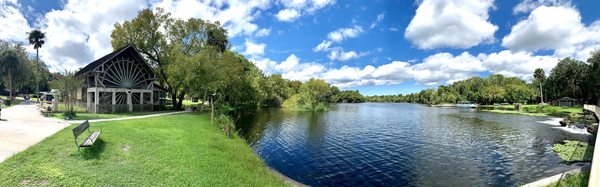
[72,120,102,151]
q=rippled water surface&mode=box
[235,103,591,186]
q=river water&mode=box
[235,103,591,186]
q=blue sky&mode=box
[2,0,600,95]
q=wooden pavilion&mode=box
[75,44,165,113]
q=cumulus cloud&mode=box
[154,0,272,37]
[502,6,600,61]
[255,28,271,37]
[243,40,266,57]
[250,54,326,82]
[327,25,363,43]
[313,40,332,52]
[513,0,571,14]
[327,48,363,61]
[481,50,558,80]
[35,0,145,71]
[276,8,300,22]
[405,0,498,49]
[274,0,335,22]
[0,0,31,43]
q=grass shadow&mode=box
[80,139,106,160]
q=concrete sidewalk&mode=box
[69,110,190,124]
[0,103,68,163]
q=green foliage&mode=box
[552,140,594,162]
[366,74,536,105]
[0,113,288,186]
[49,71,84,116]
[0,43,33,99]
[283,92,328,112]
[544,171,589,187]
[544,58,589,101]
[331,90,365,103]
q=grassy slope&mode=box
[553,141,594,162]
[0,113,288,186]
[544,172,589,187]
[481,104,583,117]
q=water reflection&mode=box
[236,103,591,186]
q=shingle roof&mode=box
[75,44,134,76]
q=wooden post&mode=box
[112,91,116,113]
[86,91,91,112]
[94,90,99,114]
[127,91,132,112]
[140,92,144,111]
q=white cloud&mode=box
[328,48,362,61]
[276,8,300,22]
[502,6,600,61]
[513,0,571,14]
[275,0,335,22]
[36,0,145,71]
[405,0,498,49]
[369,12,385,29]
[481,50,558,80]
[0,0,31,43]
[154,0,271,37]
[250,54,325,82]
[255,28,271,37]
[313,40,332,52]
[243,40,266,57]
[502,6,583,52]
[276,54,300,71]
[327,25,363,42]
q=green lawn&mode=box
[481,104,583,117]
[0,113,288,186]
[544,171,589,187]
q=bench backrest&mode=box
[73,120,89,138]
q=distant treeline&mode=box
[365,51,600,105]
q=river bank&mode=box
[0,113,289,186]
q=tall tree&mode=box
[27,29,45,102]
[587,50,600,105]
[112,8,229,110]
[0,49,30,100]
[533,68,546,103]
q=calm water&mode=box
[235,103,591,186]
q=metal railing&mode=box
[586,104,600,187]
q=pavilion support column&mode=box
[86,92,91,112]
[140,92,144,111]
[94,90,99,114]
[150,91,154,111]
[112,91,116,113]
[127,92,133,112]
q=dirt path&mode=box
[0,103,68,163]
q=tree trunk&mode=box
[211,98,214,126]
[200,87,208,112]
[170,92,180,110]
[36,49,39,103]
[8,70,12,101]
[177,92,185,110]
[539,82,544,104]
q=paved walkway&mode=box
[0,103,67,163]
[0,103,191,163]
[69,110,190,124]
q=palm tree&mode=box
[533,68,545,104]
[27,29,45,103]
[0,49,19,100]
